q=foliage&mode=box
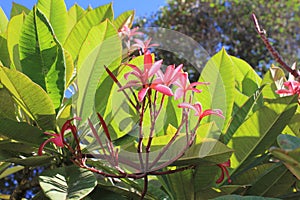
[0,1,299,200]
[136,0,300,75]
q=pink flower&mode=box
[133,38,159,53]
[155,64,183,86]
[118,25,143,39]
[174,72,209,100]
[216,160,232,184]
[38,117,80,156]
[276,81,300,96]
[119,52,172,101]
[178,102,224,120]
[149,64,183,97]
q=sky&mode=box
[0,0,167,19]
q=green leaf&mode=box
[0,7,8,34]
[10,2,30,18]
[228,96,298,171]
[270,148,300,180]
[0,88,15,120]
[0,66,56,130]
[19,7,66,110]
[245,163,295,197]
[37,0,68,43]
[39,165,97,200]
[212,195,280,200]
[198,48,235,130]
[193,165,219,191]
[277,134,300,150]
[223,86,264,144]
[158,169,194,200]
[286,106,300,137]
[0,35,11,68]
[232,163,274,185]
[174,137,233,166]
[76,20,121,122]
[231,56,261,96]
[5,155,54,166]
[0,140,36,154]
[0,118,45,146]
[0,165,24,179]
[113,10,135,30]
[76,20,117,70]
[7,13,25,70]
[66,4,86,38]
[64,3,114,60]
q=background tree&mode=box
[136,0,300,77]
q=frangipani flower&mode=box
[133,38,159,53]
[174,72,209,100]
[118,25,143,39]
[154,64,183,86]
[276,81,300,96]
[38,117,81,156]
[121,53,162,101]
[216,160,232,184]
[178,102,224,120]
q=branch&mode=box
[251,13,299,78]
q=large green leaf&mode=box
[37,0,68,43]
[64,3,113,60]
[39,165,97,200]
[245,163,295,197]
[0,165,24,179]
[66,4,86,38]
[113,10,135,30]
[0,34,11,68]
[231,56,261,96]
[76,20,117,70]
[212,195,280,200]
[0,140,36,154]
[270,134,300,180]
[76,20,121,122]
[7,13,25,70]
[286,106,300,137]
[228,96,298,171]
[173,137,233,166]
[10,2,30,18]
[198,48,235,130]
[223,86,264,144]
[0,118,45,146]
[0,7,8,34]
[0,87,15,119]
[158,169,194,200]
[0,66,55,130]
[19,7,66,109]
[5,155,54,166]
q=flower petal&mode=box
[51,134,64,147]
[178,102,199,115]
[138,87,149,102]
[148,60,163,78]
[201,109,224,119]
[174,88,184,100]
[152,84,173,96]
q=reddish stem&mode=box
[251,13,299,78]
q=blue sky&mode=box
[0,0,167,18]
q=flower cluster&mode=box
[38,25,228,189]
